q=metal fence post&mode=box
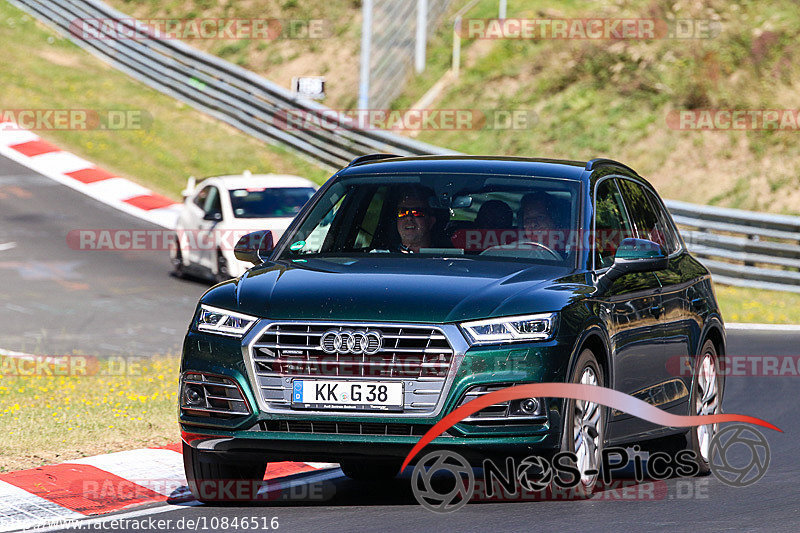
[358,0,374,114]
[415,0,428,74]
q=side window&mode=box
[644,188,681,254]
[594,178,634,269]
[292,189,349,254]
[618,180,675,254]
[194,186,210,209]
[203,186,221,216]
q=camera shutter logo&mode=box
[411,450,474,513]
[709,424,770,487]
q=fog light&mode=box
[184,385,205,407]
[519,398,540,415]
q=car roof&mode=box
[202,174,318,189]
[337,155,589,180]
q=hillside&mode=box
[403,0,800,215]
[0,2,328,197]
[105,0,800,214]
[103,0,365,110]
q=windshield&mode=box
[229,187,316,218]
[277,173,581,266]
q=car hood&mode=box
[203,257,592,324]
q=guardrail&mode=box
[665,200,800,293]
[8,0,456,170]
[9,0,800,292]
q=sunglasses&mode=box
[397,208,428,219]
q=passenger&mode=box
[475,200,513,229]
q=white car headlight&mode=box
[195,305,258,337]
[460,313,557,345]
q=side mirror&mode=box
[234,230,274,265]
[599,238,668,288]
[203,211,222,222]
[181,176,196,199]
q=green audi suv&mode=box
[180,155,725,499]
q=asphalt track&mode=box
[0,154,206,356]
[2,154,798,532]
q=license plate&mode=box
[291,380,404,412]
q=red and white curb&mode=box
[0,122,181,229]
[0,445,337,532]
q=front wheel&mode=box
[214,249,231,283]
[169,237,185,278]
[561,348,605,497]
[183,442,268,503]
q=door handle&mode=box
[650,304,664,318]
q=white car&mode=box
[170,172,317,281]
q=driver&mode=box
[519,193,556,246]
[396,186,437,253]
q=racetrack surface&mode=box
[57,331,795,533]
[0,154,206,356]
[2,154,797,532]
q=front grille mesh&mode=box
[252,323,454,379]
[261,420,434,436]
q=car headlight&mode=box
[195,304,258,337]
[460,313,557,345]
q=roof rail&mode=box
[585,158,637,174]
[348,153,401,167]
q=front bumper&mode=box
[180,328,576,461]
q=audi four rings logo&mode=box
[320,329,382,355]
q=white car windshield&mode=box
[229,187,315,218]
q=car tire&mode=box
[688,339,722,475]
[183,442,268,503]
[214,249,230,283]
[560,348,605,497]
[169,237,185,278]
[340,459,402,481]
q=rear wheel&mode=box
[640,339,722,476]
[183,442,268,503]
[340,459,402,481]
[561,348,605,497]
[689,339,722,474]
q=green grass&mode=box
[0,355,180,472]
[715,285,800,325]
[1,3,329,198]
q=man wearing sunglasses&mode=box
[395,187,438,253]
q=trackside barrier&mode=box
[9,0,800,291]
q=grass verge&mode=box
[715,285,800,325]
[0,354,180,473]
[1,2,329,199]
